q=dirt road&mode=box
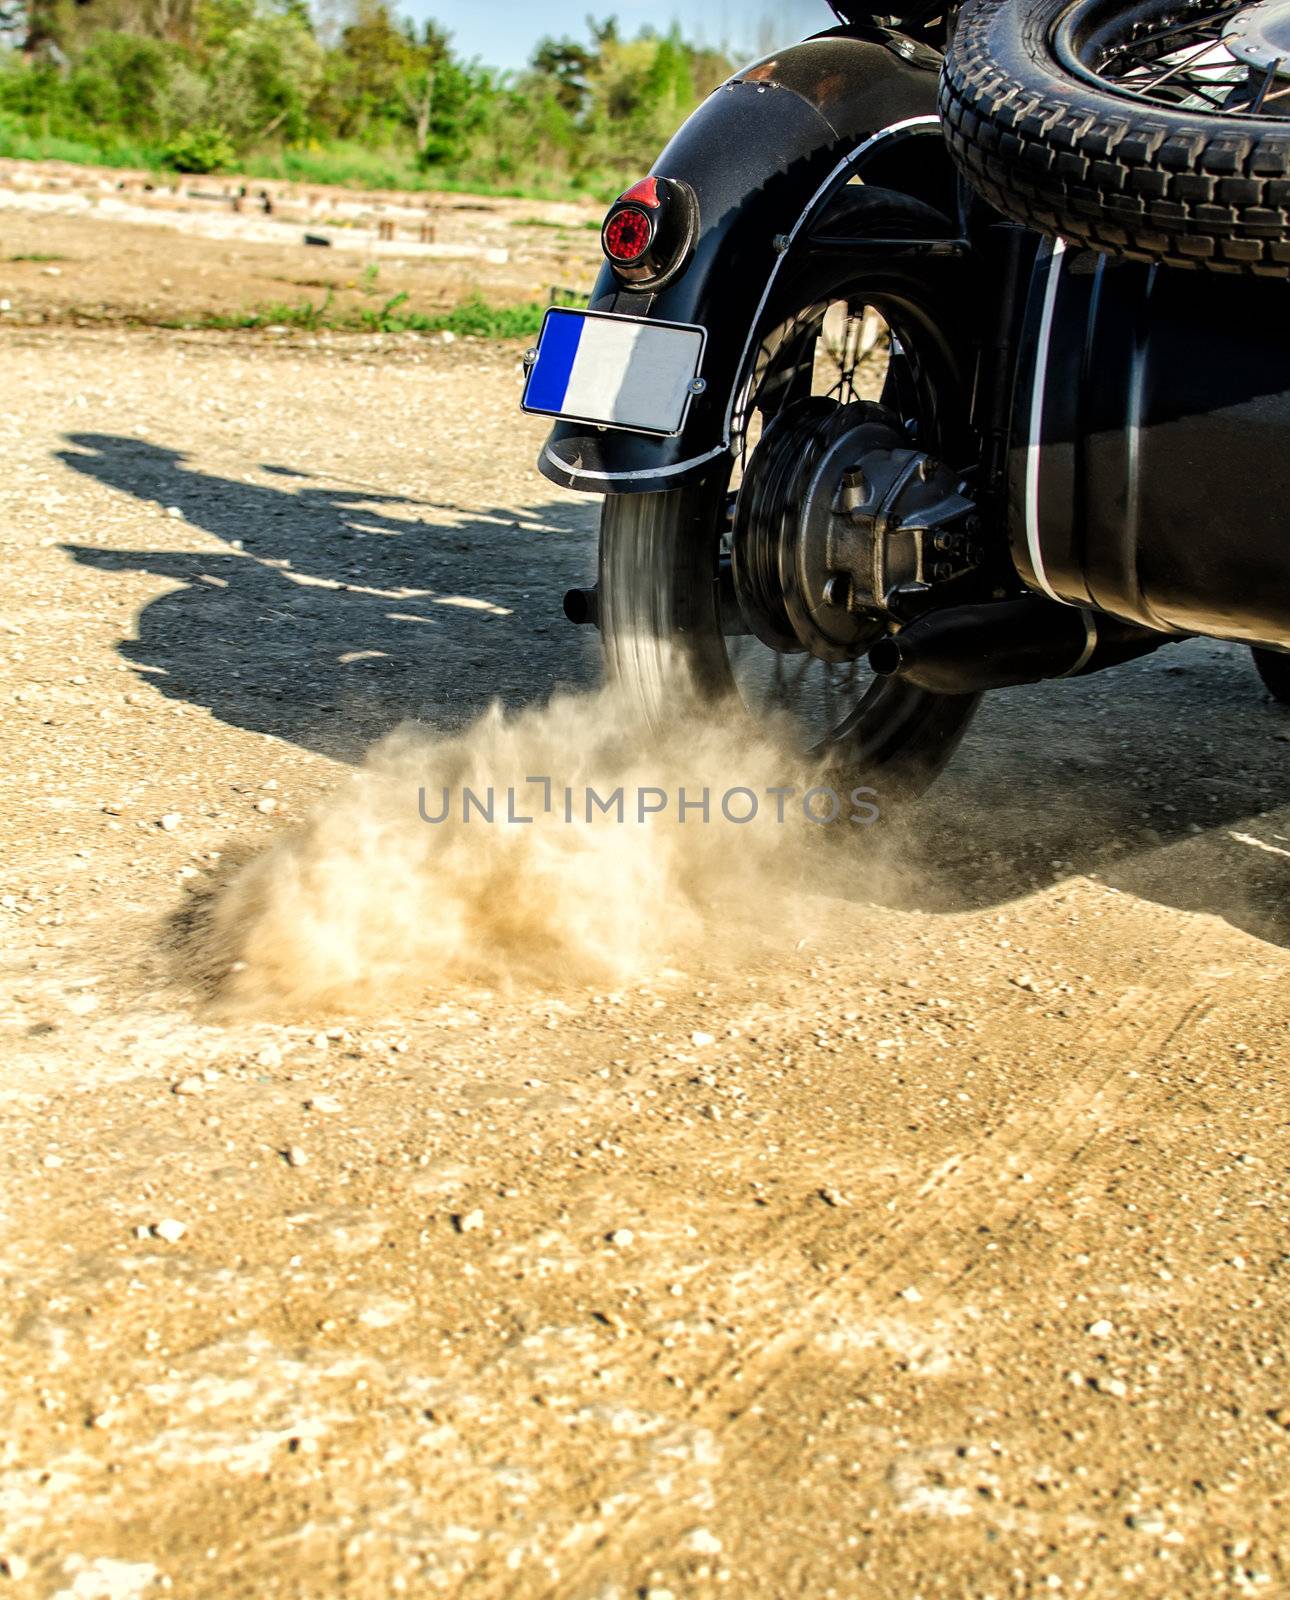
[0,161,602,328]
[1,327,1287,1599]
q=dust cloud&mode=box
[203,690,871,1016]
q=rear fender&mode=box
[538,27,954,495]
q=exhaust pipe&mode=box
[868,597,1169,693]
[563,586,599,627]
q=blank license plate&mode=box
[521,308,706,437]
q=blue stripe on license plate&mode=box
[525,310,584,414]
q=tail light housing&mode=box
[601,175,699,291]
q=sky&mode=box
[400,1,839,72]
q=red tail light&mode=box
[603,207,654,263]
[618,176,662,209]
[600,176,699,291]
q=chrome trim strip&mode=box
[1024,238,1068,604]
[722,115,943,444]
[541,441,728,485]
[1059,610,1099,676]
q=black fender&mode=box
[538,27,954,495]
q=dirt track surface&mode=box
[1,327,1288,1599]
[0,163,602,326]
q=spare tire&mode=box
[941,0,1290,275]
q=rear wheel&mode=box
[598,189,981,796]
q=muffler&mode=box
[868,597,1170,693]
[563,586,599,627]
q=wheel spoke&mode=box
[1088,0,1290,117]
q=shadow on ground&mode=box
[60,432,601,761]
[60,431,1290,950]
[886,643,1290,949]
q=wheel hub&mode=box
[1223,0,1290,74]
[731,398,980,664]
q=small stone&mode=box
[690,1031,715,1047]
[42,1153,63,1169]
[158,812,182,831]
[255,797,279,815]
[1267,1406,1290,1428]
[455,1209,484,1234]
[607,1228,635,1248]
[899,1286,923,1304]
[152,1219,187,1243]
[172,1076,205,1097]
[1126,1512,1167,1535]
[683,1528,722,1555]
[1,1554,30,1579]
[256,1043,282,1068]
[1092,1375,1128,1398]
[310,1032,330,1049]
[307,1094,341,1114]
[166,504,183,518]
[818,1186,848,1207]
[440,329,456,345]
[1086,1318,1114,1338]
[284,1147,308,1168]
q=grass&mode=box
[7,251,69,262]
[0,119,627,203]
[197,291,549,340]
[0,125,169,172]
[0,124,616,202]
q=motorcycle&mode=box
[521,0,1290,793]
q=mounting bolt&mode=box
[916,455,935,483]
[522,348,539,367]
[687,377,707,396]
[834,466,868,516]
[772,233,791,254]
[932,531,960,553]
[823,573,852,609]
[932,562,955,582]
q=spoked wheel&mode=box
[943,0,1290,274]
[1068,0,1290,115]
[598,188,981,797]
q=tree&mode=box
[0,0,29,48]
[206,7,322,143]
[530,35,592,116]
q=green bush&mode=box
[161,124,235,173]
